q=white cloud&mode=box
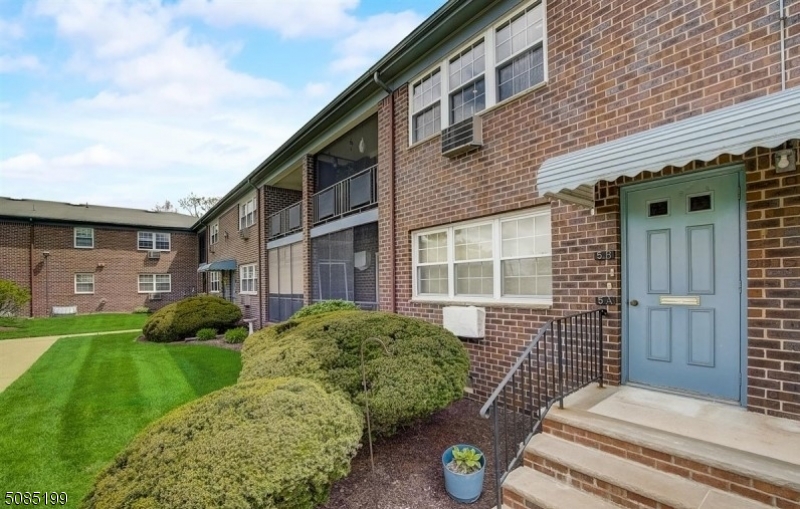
[330,11,423,73]
[35,0,169,58]
[0,145,125,184]
[171,0,360,38]
[0,18,24,41]
[0,54,42,73]
[304,82,332,99]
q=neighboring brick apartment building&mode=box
[0,197,198,316]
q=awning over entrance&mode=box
[538,86,800,207]
[197,259,237,272]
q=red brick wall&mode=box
[0,222,197,316]
[205,195,260,324]
[0,221,33,315]
[378,0,800,418]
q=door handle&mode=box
[629,299,639,307]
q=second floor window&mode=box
[210,223,219,245]
[240,198,256,230]
[411,69,441,143]
[74,227,94,248]
[138,231,171,251]
[449,41,486,124]
[496,3,545,102]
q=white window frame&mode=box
[239,264,258,294]
[209,271,221,293]
[408,0,547,144]
[239,198,256,230]
[138,274,172,293]
[412,207,552,305]
[74,227,94,249]
[137,231,171,251]
[210,223,219,245]
[74,273,95,294]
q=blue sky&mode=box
[0,0,442,211]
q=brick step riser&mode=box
[530,421,800,509]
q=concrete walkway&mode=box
[0,329,141,392]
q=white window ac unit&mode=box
[239,228,250,240]
[442,306,485,339]
[240,294,251,307]
[147,250,161,259]
[148,293,162,301]
[441,116,483,158]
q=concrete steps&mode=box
[501,386,800,509]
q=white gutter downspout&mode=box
[780,0,788,90]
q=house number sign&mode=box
[595,251,616,260]
[595,296,617,306]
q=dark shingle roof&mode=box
[0,197,196,230]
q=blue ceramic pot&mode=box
[442,444,485,503]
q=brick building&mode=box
[0,197,198,316]
[192,0,800,506]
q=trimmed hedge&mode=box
[142,295,241,343]
[290,300,358,320]
[82,378,362,509]
[240,311,469,437]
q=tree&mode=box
[178,193,220,217]
[0,279,31,317]
[152,200,176,212]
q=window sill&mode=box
[74,246,94,249]
[239,291,258,296]
[74,292,95,295]
[410,297,552,309]
[138,291,171,294]
[137,248,171,252]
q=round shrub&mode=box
[290,300,358,320]
[240,311,470,437]
[142,295,241,343]
[224,326,248,344]
[195,327,217,341]
[82,377,362,509]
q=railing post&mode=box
[493,403,502,509]
[599,309,605,388]
[557,318,564,409]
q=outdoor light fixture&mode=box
[775,148,796,173]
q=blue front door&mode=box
[624,168,742,401]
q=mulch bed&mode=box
[320,398,497,509]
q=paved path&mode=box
[0,329,141,392]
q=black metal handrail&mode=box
[268,201,302,240]
[479,308,607,509]
[312,165,378,225]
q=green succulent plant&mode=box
[448,446,483,474]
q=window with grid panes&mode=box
[209,271,220,293]
[449,40,486,124]
[413,208,551,303]
[411,69,441,143]
[74,228,94,248]
[139,274,171,293]
[74,273,94,294]
[495,2,545,102]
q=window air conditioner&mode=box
[148,293,162,301]
[239,228,250,240]
[442,306,485,339]
[441,116,483,158]
[147,250,161,259]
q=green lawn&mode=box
[0,332,242,507]
[0,313,148,340]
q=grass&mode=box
[0,332,242,507]
[0,313,148,340]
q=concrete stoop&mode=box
[500,387,800,509]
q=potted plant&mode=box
[442,444,485,503]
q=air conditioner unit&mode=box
[148,293,162,301]
[147,250,161,259]
[239,228,250,240]
[441,115,483,158]
[442,306,485,339]
[240,294,251,307]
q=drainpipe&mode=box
[780,0,788,90]
[246,177,263,327]
[373,71,397,313]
